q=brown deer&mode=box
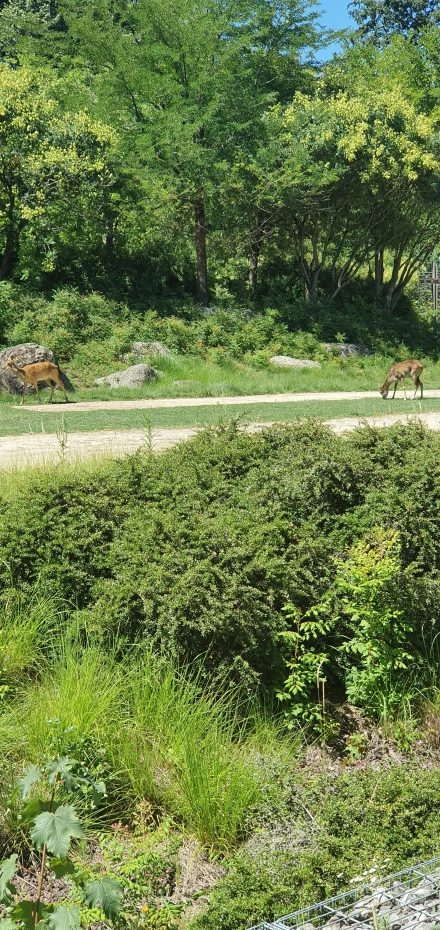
[379,360,423,400]
[3,357,70,404]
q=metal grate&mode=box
[247,856,440,930]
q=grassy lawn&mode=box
[0,394,436,436]
[26,353,440,401]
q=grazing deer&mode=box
[3,357,70,404]
[379,359,423,400]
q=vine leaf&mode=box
[11,899,36,930]
[84,877,123,919]
[45,758,78,792]
[0,855,17,903]
[46,905,81,930]
[31,807,84,858]
[49,858,76,880]
[18,765,42,800]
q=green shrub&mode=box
[191,767,440,930]
[1,422,440,713]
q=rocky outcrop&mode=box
[120,341,171,363]
[0,343,74,395]
[269,355,322,369]
[95,364,157,388]
[322,342,373,357]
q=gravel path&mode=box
[16,389,440,412]
[2,411,440,469]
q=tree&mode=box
[348,0,440,43]
[0,0,64,59]
[0,65,117,282]
[23,0,320,303]
[266,42,440,307]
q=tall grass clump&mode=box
[0,584,62,687]
[0,640,122,765]
[117,649,283,849]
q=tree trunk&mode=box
[0,222,17,280]
[193,197,208,305]
[374,249,384,301]
[248,211,266,299]
[305,269,320,304]
[248,243,259,299]
[0,192,18,280]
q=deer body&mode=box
[3,357,69,404]
[379,359,423,400]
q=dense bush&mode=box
[192,766,440,930]
[1,422,440,709]
[0,284,322,365]
[1,283,436,370]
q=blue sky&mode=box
[318,0,355,57]
[319,0,354,33]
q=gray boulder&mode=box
[269,355,322,370]
[173,380,199,386]
[95,364,157,388]
[120,341,171,363]
[322,342,373,357]
[0,342,74,395]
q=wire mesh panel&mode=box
[247,857,440,930]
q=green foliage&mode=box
[0,640,283,848]
[191,766,440,930]
[0,584,61,692]
[0,67,116,286]
[0,758,122,930]
[30,807,84,858]
[118,649,262,848]
[3,421,440,722]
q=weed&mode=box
[0,757,121,930]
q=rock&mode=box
[269,355,322,369]
[0,342,74,395]
[173,380,199,386]
[95,364,157,388]
[321,342,373,357]
[120,341,171,363]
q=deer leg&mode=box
[392,382,397,399]
[413,377,423,399]
[46,379,55,403]
[20,382,26,405]
[61,382,69,403]
[55,376,69,402]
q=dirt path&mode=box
[2,411,440,470]
[17,388,440,412]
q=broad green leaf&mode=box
[49,858,76,879]
[91,781,107,809]
[46,905,81,930]
[45,758,78,792]
[0,918,18,930]
[21,799,52,824]
[84,877,123,919]
[11,900,36,930]
[18,765,42,800]
[0,855,17,903]
[31,807,84,858]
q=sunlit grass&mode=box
[0,393,437,437]
[0,639,299,849]
[2,352,440,407]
